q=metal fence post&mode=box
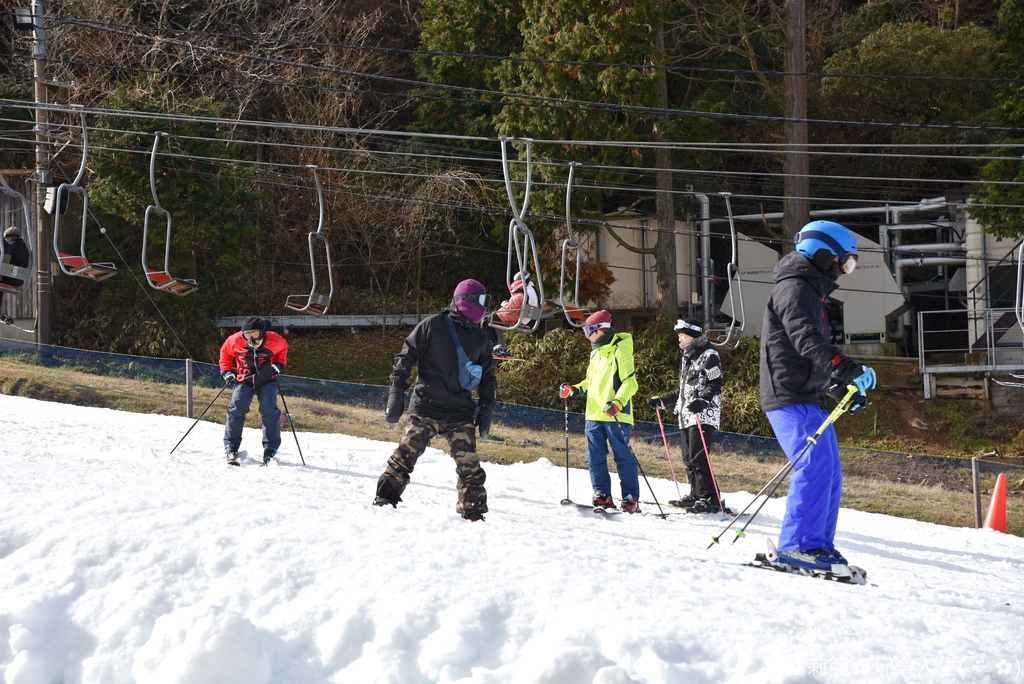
[186,358,194,419]
[972,457,982,528]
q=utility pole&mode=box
[30,0,53,343]
[783,0,809,239]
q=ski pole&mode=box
[611,411,667,518]
[694,413,724,511]
[707,385,859,549]
[655,407,682,498]
[560,396,572,504]
[276,381,306,466]
[170,379,230,454]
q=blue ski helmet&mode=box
[794,221,859,274]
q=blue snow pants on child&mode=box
[585,419,639,500]
[766,403,842,553]
[224,381,282,452]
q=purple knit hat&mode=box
[453,279,489,323]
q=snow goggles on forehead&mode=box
[453,292,492,308]
[841,253,859,275]
[583,322,611,336]
[242,329,264,342]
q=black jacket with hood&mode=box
[759,250,845,412]
[390,304,496,424]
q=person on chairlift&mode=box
[0,226,30,325]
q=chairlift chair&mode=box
[557,162,589,327]
[490,137,544,334]
[141,132,198,295]
[704,192,745,350]
[0,172,35,295]
[285,166,334,315]
[53,110,117,281]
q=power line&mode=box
[49,15,1024,87]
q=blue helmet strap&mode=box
[796,229,848,261]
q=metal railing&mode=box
[918,307,1024,375]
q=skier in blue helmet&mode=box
[759,220,877,573]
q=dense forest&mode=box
[1,0,1023,359]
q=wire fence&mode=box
[0,338,1021,488]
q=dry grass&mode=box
[1,356,1019,536]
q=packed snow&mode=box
[0,393,1021,684]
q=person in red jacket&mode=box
[219,316,288,466]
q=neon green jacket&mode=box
[575,332,638,424]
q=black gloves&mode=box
[271,362,283,377]
[687,398,709,413]
[647,396,665,410]
[222,370,236,383]
[476,403,494,440]
[385,389,405,424]
[833,358,877,395]
[827,377,868,412]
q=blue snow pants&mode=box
[224,381,282,452]
[585,419,639,500]
[766,403,842,553]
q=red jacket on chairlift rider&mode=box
[495,271,540,328]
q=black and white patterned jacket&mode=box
[661,335,723,429]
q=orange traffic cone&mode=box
[983,473,1007,533]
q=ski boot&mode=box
[225,445,240,467]
[620,495,641,514]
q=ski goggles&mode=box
[453,292,492,308]
[841,253,859,275]
[242,329,264,343]
[583,322,611,336]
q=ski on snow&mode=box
[559,499,621,515]
[743,539,868,585]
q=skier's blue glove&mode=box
[222,370,236,383]
[833,358,877,395]
[848,393,868,413]
[271,362,283,377]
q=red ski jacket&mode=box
[219,331,288,389]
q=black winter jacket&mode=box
[1,236,30,289]
[662,335,723,429]
[759,251,844,412]
[390,305,496,424]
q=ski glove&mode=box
[833,358,877,395]
[476,403,494,440]
[222,370,236,383]
[603,401,621,417]
[559,383,576,399]
[385,389,405,424]
[647,396,665,411]
[271,362,283,376]
[827,378,869,413]
[687,398,709,413]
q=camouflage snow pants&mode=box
[376,413,488,520]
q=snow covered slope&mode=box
[0,395,1020,684]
